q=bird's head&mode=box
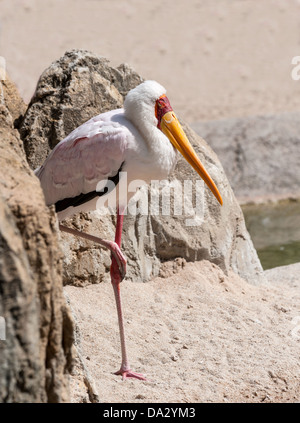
[124,80,223,206]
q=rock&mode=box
[0,76,74,402]
[64,292,100,403]
[191,114,300,204]
[0,197,41,402]
[19,49,264,286]
[0,75,27,124]
[264,262,300,288]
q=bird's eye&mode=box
[155,98,165,120]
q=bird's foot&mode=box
[114,367,146,381]
[110,242,127,281]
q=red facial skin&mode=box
[155,95,173,129]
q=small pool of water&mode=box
[242,201,300,270]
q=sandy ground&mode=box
[1,0,300,122]
[64,261,300,403]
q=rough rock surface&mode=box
[0,76,73,402]
[264,262,300,288]
[192,114,300,204]
[20,49,264,286]
[65,260,300,403]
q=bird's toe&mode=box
[114,368,147,381]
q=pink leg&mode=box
[59,224,126,279]
[59,219,145,380]
[111,209,146,381]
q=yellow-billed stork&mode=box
[36,80,223,381]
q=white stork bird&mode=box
[36,80,223,381]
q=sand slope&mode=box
[65,261,300,403]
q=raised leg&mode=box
[59,224,126,279]
[111,209,146,381]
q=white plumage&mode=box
[36,80,177,219]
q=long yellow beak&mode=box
[160,111,223,205]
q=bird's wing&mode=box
[36,109,131,205]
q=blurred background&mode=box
[1,0,300,269]
[1,0,300,120]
